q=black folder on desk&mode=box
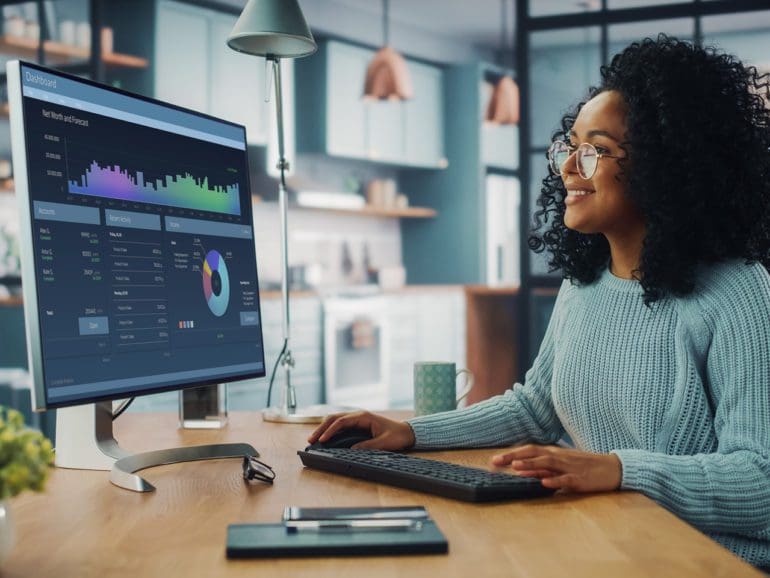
[226,521,448,558]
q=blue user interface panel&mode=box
[19,63,265,407]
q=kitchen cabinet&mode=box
[384,294,419,408]
[479,73,519,170]
[129,290,465,414]
[325,41,368,157]
[367,100,403,162]
[154,2,208,114]
[130,295,323,413]
[209,16,269,145]
[154,0,276,149]
[385,289,466,409]
[404,61,446,168]
[229,295,323,410]
[296,40,447,169]
[481,124,519,170]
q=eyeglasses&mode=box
[242,455,276,484]
[548,140,623,180]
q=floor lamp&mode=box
[227,0,349,423]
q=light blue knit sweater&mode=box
[408,260,770,569]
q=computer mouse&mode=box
[306,427,374,450]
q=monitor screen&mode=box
[9,61,266,410]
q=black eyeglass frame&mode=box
[548,140,624,180]
[242,455,276,484]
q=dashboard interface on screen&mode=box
[16,63,265,408]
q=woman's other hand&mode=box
[307,411,416,451]
[491,444,622,493]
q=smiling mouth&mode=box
[566,189,595,197]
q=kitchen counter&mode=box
[464,284,519,296]
[259,289,318,299]
[258,284,465,299]
[382,284,465,294]
[1,285,500,303]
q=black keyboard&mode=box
[297,447,556,502]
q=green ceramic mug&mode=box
[413,362,474,416]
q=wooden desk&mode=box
[8,412,764,578]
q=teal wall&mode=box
[401,64,485,285]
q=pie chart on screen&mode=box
[202,250,230,317]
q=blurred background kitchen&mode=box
[0,0,767,435]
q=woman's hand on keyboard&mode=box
[491,444,622,493]
[308,411,416,451]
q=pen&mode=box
[285,519,424,533]
[282,507,429,521]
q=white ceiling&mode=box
[302,0,770,52]
[327,0,512,52]
[215,1,770,61]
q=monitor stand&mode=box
[55,401,257,493]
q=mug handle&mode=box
[455,369,474,408]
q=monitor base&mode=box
[55,402,257,492]
[110,443,257,492]
[262,404,354,424]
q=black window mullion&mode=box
[517,0,533,379]
[601,0,609,66]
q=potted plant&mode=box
[0,407,54,563]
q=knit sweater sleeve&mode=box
[612,265,770,535]
[406,280,569,449]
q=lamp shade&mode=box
[363,46,414,100]
[227,0,317,58]
[485,76,519,125]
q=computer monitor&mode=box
[7,61,266,491]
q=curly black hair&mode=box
[528,34,770,305]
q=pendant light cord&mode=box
[499,0,506,64]
[499,0,512,68]
[383,0,389,46]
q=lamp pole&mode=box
[229,0,351,423]
[271,56,298,416]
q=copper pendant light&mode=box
[363,0,413,101]
[486,75,519,124]
[485,0,519,124]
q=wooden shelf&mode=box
[0,35,148,68]
[303,205,437,218]
[254,196,436,218]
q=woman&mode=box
[309,35,770,569]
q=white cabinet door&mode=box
[155,2,273,148]
[386,290,466,408]
[209,14,268,145]
[404,61,445,167]
[227,296,323,411]
[481,124,519,170]
[385,294,420,406]
[417,292,458,362]
[326,41,368,158]
[324,41,443,168]
[366,100,404,162]
[155,1,209,113]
